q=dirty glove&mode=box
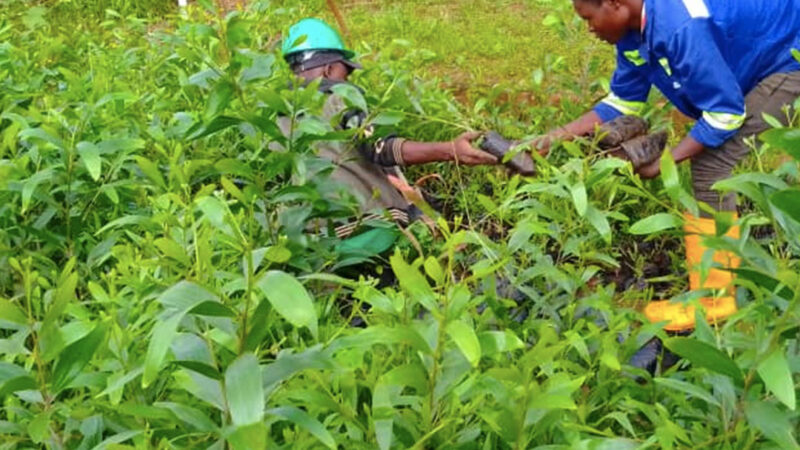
[613,131,668,169]
[596,115,649,149]
[479,131,536,176]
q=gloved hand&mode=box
[596,115,649,149]
[612,131,668,169]
[479,131,536,176]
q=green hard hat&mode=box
[282,18,355,60]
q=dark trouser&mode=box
[692,71,800,214]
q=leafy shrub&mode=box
[0,2,797,448]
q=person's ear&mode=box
[322,64,333,78]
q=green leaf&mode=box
[757,350,796,410]
[0,298,27,328]
[654,378,719,407]
[155,402,218,432]
[52,322,107,392]
[745,400,799,449]
[76,141,102,181]
[629,213,683,234]
[330,83,367,112]
[761,127,800,161]
[143,312,184,388]
[268,406,336,449]
[0,376,37,398]
[586,205,612,243]
[134,156,167,190]
[389,251,438,312]
[225,16,250,48]
[158,281,218,310]
[478,330,524,356]
[770,189,800,224]
[205,80,236,121]
[664,337,743,384]
[225,353,264,426]
[255,271,318,338]
[446,320,481,367]
[227,423,267,450]
[571,181,587,217]
[188,116,243,140]
[27,411,51,444]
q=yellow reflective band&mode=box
[659,57,672,76]
[601,94,645,116]
[703,110,746,131]
[624,50,646,66]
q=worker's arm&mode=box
[400,132,497,166]
[360,132,497,167]
[537,37,652,154]
[636,19,746,179]
[534,110,604,155]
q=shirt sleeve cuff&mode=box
[593,103,624,123]
[689,119,740,148]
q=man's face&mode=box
[574,0,630,44]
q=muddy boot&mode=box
[618,131,668,168]
[596,115,649,148]
[480,131,536,176]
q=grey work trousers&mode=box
[691,71,800,213]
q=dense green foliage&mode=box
[0,1,798,448]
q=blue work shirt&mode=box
[594,0,800,148]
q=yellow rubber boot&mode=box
[644,213,740,331]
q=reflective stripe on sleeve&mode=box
[601,93,646,116]
[702,110,746,131]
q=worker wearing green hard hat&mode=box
[275,18,500,266]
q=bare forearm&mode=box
[538,110,603,155]
[400,140,453,165]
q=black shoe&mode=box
[629,337,681,378]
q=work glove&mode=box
[594,115,667,170]
[611,131,668,169]
[596,115,649,148]
[478,131,536,176]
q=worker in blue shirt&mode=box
[538,0,800,374]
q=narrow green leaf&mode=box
[629,213,683,235]
[761,127,800,161]
[77,141,102,181]
[654,378,719,407]
[586,205,612,243]
[134,156,166,190]
[745,400,799,449]
[770,189,800,224]
[205,80,236,121]
[664,337,743,384]
[268,406,336,449]
[571,181,587,217]
[446,320,481,367]
[52,322,107,392]
[389,251,437,312]
[225,353,264,426]
[757,350,796,410]
[255,271,318,338]
[154,401,218,432]
[0,298,27,327]
[143,312,184,388]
